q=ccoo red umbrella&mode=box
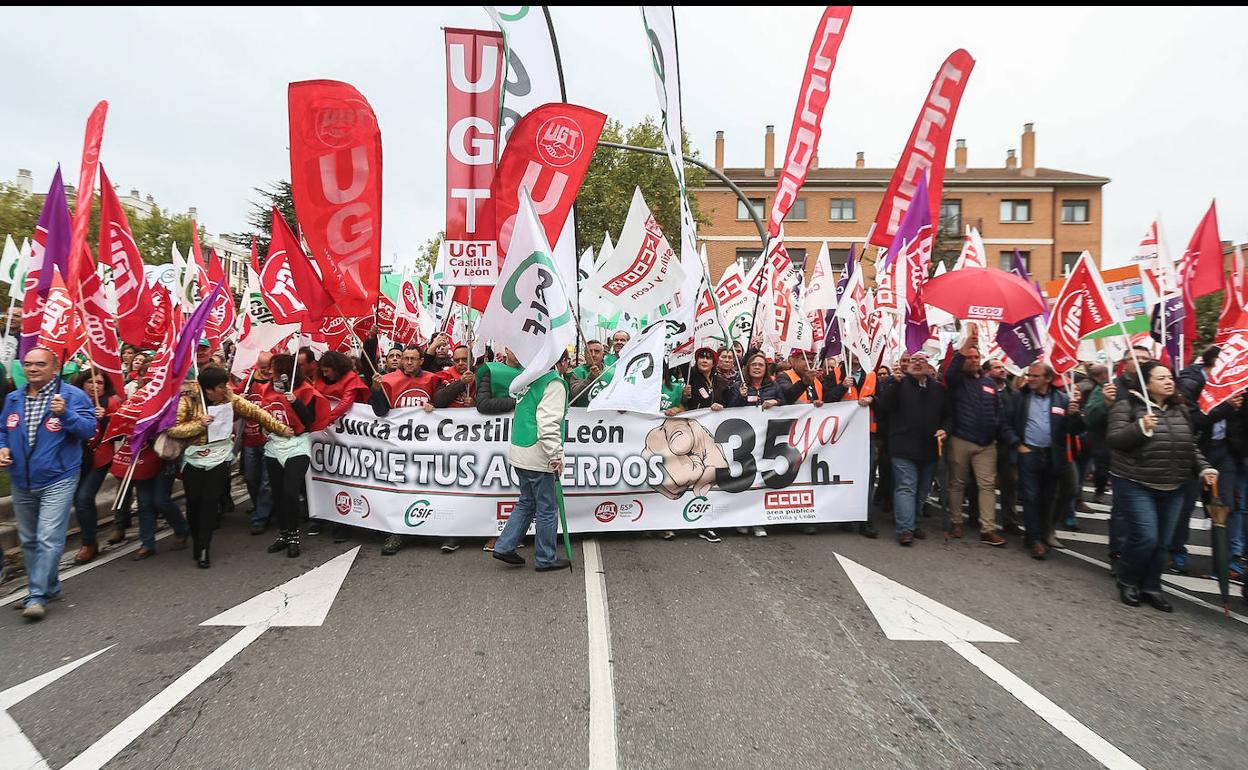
[922,267,1045,324]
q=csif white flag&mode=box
[587,320,667,415]
[474,189,577,396]
[0,235,24,286]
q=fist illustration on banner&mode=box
[643,418,728,500]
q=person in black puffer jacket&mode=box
[1108,360,1216,612]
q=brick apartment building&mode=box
[693,123,1109,285]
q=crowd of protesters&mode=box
[4,322,1240,621]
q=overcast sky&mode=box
[2,6,1244,270]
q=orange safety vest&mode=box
[782,369,823,403]
[835,369,877,433]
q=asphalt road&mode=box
[2,492,1246,770]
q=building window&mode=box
[1061,251,1082,274]
[829,198,855,221]
[736,248,760,273]
[786,248,807,272]
[789,198,807,221]
[1061,199,1089,223]
[828,248,851,271]
[737,198,765,221]
[999,250,1030,272]
[939,199,962,237]
[1000,199,1031,223]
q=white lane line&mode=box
[1057,530,1213,557]
[61,625,267,770]
[0,529,173,608]
[947,641,1145,770]
[582,539,618,770]
[1076,507,1211,530]
[1056,547,1248,626]
[0,646,115,770]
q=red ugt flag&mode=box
[98,166,155,347]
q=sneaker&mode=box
[440,538,460,553]
[493,550,525,566]
[1229,558,1247,582]
[1167,554,1189,575]
[536,558,572,572]
[332,524,351,543]
[307,521,324,536]
[752,527,768,537]
[980,532,1007,547]
[698,530,721,543]
[660,530,676,541]
[22,603,45,621]
[483,538,497,552]
[381,534,403,556]
[735,527,750,535]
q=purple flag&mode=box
[994,249,1045,367]
[880,174,934,353]
[132,279,226,448]
[19,166,72,358]
[1150,294,1184,365]
[821,245,856,358]
[882,175,929,270]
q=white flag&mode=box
[582,232,615,317]
[171,242,196,306]
[594,187,685,317]
[0,235,23,287]
[474,189,577,396]
[587,321,667,415]
[804,241,838,311]
[231,322,300,378]
[954,226,988,270]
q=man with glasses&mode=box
[0,348,97,621]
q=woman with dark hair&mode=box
[165,366,291,567]
[70,371,121,564]
[261,353,332,558]
[683,347,724,411]
[1107,360,1217,610]
[314,350,371,542]
[659,364,686,417]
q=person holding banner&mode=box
[475,349,522,416]
[491,353,571,572]
[0,347,97,621]
[167,367,292,568]
[432,345,477,408]
[1108,360,1217,611]
[70,370,122,565]
[726,351,783,538]
[683,347,724,411]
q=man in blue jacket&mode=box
[0,347,96,620]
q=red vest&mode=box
[110,437,162,481]
[434,367,475,407]
[258,382,331,434]
[89,396,122,469]
[380,370,440,408]
[236,377,271,448]
[316,370,370,404]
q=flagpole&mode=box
[1118,320,1153,416]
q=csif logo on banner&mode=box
[404,499,435,528]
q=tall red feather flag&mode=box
[1179,201,1222,362]
[66,101,108,303]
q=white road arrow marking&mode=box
[835,554,1145,770]
[0,646,114,770]
[63,546,359,770]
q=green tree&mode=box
[1194,292,1221,352]
[410,231,444,287]
[243,180,297,258]
[575,116,707,255]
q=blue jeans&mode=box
[74,465,109,545]
[1233,458,1248,558]
[1114,476,1185,593]
[138,468,188,549]
[891,458,935,534]
[13,474,78,606]
[496,468,558,567]
[242,445,272,526]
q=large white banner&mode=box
[307,402,868,535]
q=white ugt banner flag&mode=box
[587,320,667,415]
[474,189,577,397]
[594,187,685,317]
